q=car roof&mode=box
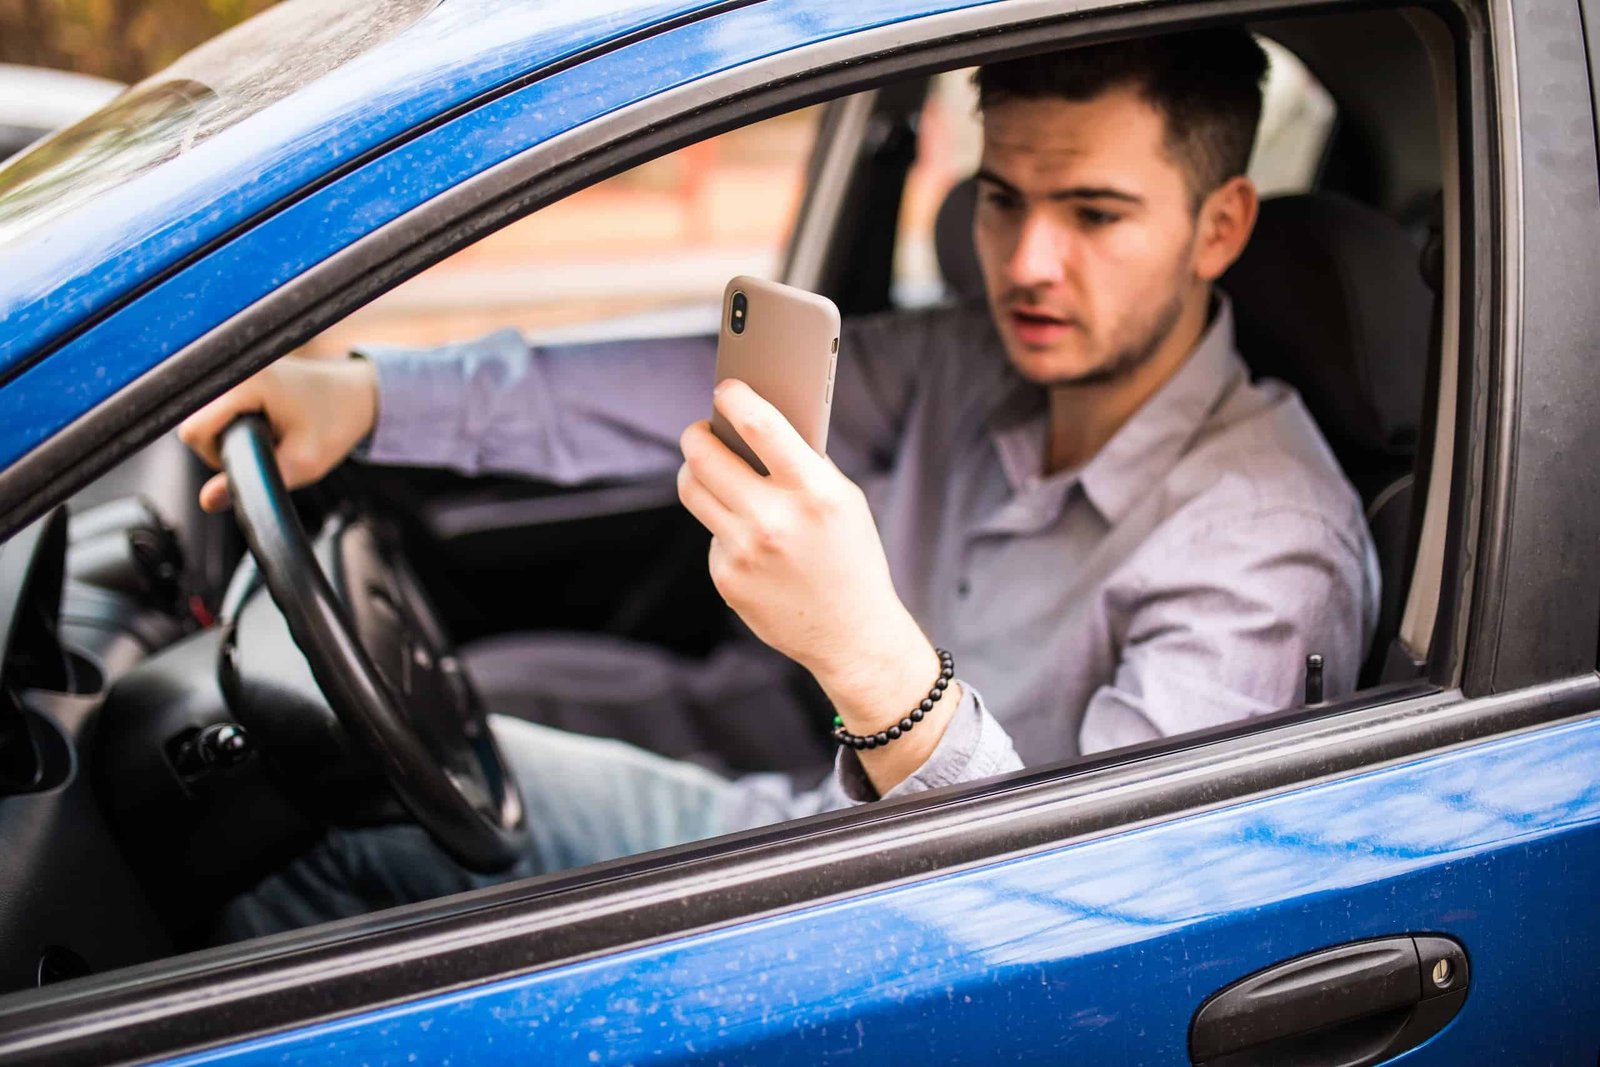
[0,0,733,377]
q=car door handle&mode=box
[1190,935,1469,1067]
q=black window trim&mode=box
[1461,0,1600,695]
[0,0,1544,1063]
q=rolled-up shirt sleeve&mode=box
[1078,505,1376,754]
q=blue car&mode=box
[1,0,1598,1063]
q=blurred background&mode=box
[0,0,276,82]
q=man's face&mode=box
[974,86,1204,386]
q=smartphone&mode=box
[711,275,841,475]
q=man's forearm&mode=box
[364,330,718,482]
[810,613,964,797]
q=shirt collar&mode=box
[987,295,1247,525]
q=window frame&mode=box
[0,0,1561,1059]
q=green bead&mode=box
[833,715,843,727]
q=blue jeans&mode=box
[218,716,794,941]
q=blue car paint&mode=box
[0,0,1004,470]
[148,711,1600,1064]
[0,0,728,373]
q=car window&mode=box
[1249,39,1339,196]
[301,106,822,355]
[891,38,1338,307]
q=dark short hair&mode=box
[974,30,1269,202]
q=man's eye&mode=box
[982,190,1020,212]
[1077,207,1120,228]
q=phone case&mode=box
[711,275,840,475]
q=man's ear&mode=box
[1192,175,1260,282]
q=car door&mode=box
[2,0,1599,1063]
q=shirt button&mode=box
[957,579,971,598]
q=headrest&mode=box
[934,177,984,301]
[931,183,1432,497]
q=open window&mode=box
[302,107,823,354]
[297,109,828,691]
[0,1,1498,1058]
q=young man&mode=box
[181,29,1378,932]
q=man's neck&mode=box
[1044,288,1212,475]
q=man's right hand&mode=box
[177,356,380,513]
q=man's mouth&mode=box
[1008,307,1077,347]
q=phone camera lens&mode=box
[731,291,747,335]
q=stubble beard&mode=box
[1040,287,1187,388]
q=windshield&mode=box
[0,0,441,246]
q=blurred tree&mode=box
[0,0,280,83]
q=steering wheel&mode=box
[220,415,526,872]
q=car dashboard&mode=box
[0,507,176,994]
[0,452,322,994]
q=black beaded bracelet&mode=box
[832,648,955,750]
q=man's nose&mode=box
[1006,212,1069,289]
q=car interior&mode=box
[0,7,1457,998]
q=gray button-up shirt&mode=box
[365,296,1378,818]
